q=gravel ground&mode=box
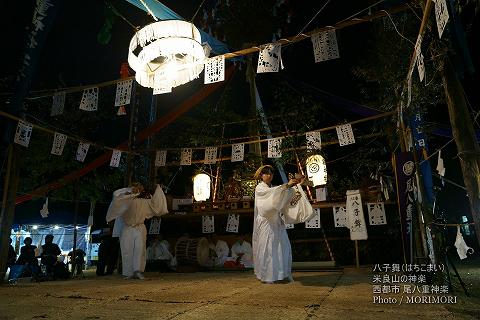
[0,267,478,320]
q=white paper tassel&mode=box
[180,148,192,166]
[436,150,445,177]
[367,202,387,225]
[306,131,321,150]
[51,132,67,155]
[115,79,133,106]
[257,44,282,73]
[231,143,244,162]
[40,198,49,218]
[14,121,33,147]
[305,208,321,228]
[204,55,225,84]
[316,186,327,201]
[226,214,240,233]
[267,138,282,158]
[88,201,95,227]
[110,150,122,167]
[333,206,347,227]
[51,91,66,116]
[202,215,215,233]
[204,146,218,164]
[417,51,425,82]
[311,30,340,63]
[345,190,368,240]
[79,87,99,111]
[155,150,167,167]
[76,142,90,162]
[149,217,161,234]
[435,0,449,39]
[336,124,355,146]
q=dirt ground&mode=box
[0,266,479,320]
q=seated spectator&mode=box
[231,234,253,268]
[7,238,16,269]
[208,234,229,267]
[40,234,61,273]
[16,237,38,267]
[68,249,86,277]
[146,234,175,271]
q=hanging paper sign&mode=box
[40,197,49,218]
[110,150,122,167]
[435,0,449,39]
[231,143,244,162]
[76,142,90,162]
[345,190,368,240]
[50,91,66,116]
[204,146,218,164]
[285,223,294,229]
[14,121,33,147]
[306,131,321,150]
[180,148,192,166]
[267,138,282,158]
[51,132,67,155]
[305,208,321,229]
[204,55,225,84]
[226,214,240,233]
[436,150,445,176]
[202,215,215,233]
[333,206,347,227]
[114,79,133,106]
[367,202,387,225]
[257,44,282,73]
[155,150,167,167]
[336,124,355,146]
[79,87,99,111]
[316,186,327,202]
[417,51,425,82]
[311,30,340,63]
[149,217,161,234]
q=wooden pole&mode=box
[355,240,360,268]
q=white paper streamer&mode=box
[305,208,321,228]
[311,30,340,63]
[333,206,347,227]
[110,150,122,167]
[79,87,99,111]
[267,138,282,158]
[14,121,33,147]
[204,146,218,164]
[231,143,244,162]
[306,131,322,150]
[180,148,192,166]
[367,202,387,225]
[226,214,240,233]
[76,142,90,162]
[435,0,449,39]
[51,132,67,155]
[51,91,66,116]
[114,79,133,106]
[336,124,355,146]
[202,215,215,233]
[155,150,167,167]
[204,55,225,84]
[257,44,282,73]
[149,217,161,234]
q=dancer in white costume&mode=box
[252,165,304,283]
[106,183,168,279]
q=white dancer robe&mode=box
[231,240,253,268]
[106,185,168,277]
[253,182,294,282]
[209,240,230,266]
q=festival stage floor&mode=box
[0,267,478,319]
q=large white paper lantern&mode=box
[193,173,211,201]
[306,154,327,186]
[128,20,208,91]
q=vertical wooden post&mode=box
[355,240,360,268]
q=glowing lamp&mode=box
[306,154,327,186]
[193,173,211,201]
[128,20,208,91]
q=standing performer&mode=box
[106,183,168,279]
[252,165,304,283]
